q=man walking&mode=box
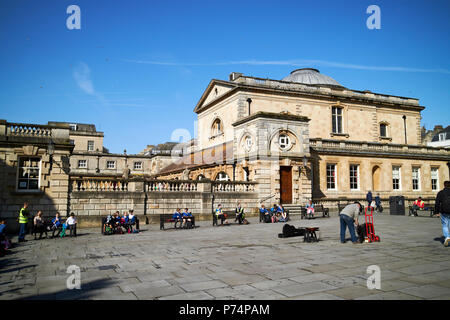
[18,202,30,243]
[435,181,450,247]
[366,191,373,208]
[339,202,361,244]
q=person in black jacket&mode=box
[435,180,450,247]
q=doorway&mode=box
[280,166,293,204]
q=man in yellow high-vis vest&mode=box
[18,202,29,242]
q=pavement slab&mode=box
[1,214,449,300]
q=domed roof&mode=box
[282,68,344,87]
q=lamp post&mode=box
[47,139,55,171]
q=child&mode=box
[306,200,315,218]
[33,211,48,239]
[172,208,182,229]
[51,212,63,238]
[182,208,194,229]
[0,219,11,255]
[260,205,271,223]
[66,213,77,237]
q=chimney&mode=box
[229,72,243,81]
[434,125,444,132]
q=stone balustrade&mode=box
[212,181,256,192]
[146,180,198,192]
[7,122,52,137]
[311,138,449,157]
[72,179,129,192]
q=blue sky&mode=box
[1,0,449,154]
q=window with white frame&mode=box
[87,140,94,151]
[392,166,401,190]
[78,160,87,168]
[211,119,223,136]
[278,134,291,150]
[17,157,40,190]
[412,167,420,190]
[106,161,116,169]
[69,124,77,131]
[431,167,439,191]
[326,164,337,190]
[134,162,142,170]
[349,164,359,190]
[215,171,230,181]
[438,133,446,141]
[332,107,343,134]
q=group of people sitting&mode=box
[33,211,78,239]
[103,210,139,235]
[214,203,249,225]
[260,204,288,223]
[172,208,195,229]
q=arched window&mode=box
[244,135,252,151]
[215,171,230,181]
[278,133,291,150]
[211,118,223,136]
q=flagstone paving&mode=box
[0,212,449,300]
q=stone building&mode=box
[0,120,73,230]
[155,68,450,207]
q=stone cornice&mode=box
[232,112,310,127]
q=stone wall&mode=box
[68,179,259,228]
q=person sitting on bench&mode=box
[66,212,77,237]
[306,200,315,218]
[277,206,287,222]
[182,208,194,228]
[235,202,245,224]
[215,204,229,225]
[128,210,138,231]
[410,197,425,216]
[270,204,282,223]
[51,212,63,238]
[172,208,182,228]
[260,204,271,223]
[33,211,48,240]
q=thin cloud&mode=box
[123,58,450,74]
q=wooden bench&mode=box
[212,210,237,226]
[301,204,329,219]
[408,204,435,217]
[160,214,195,230]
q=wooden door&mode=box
[280,166,293,204]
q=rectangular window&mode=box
[326,164,336,190]
[134,162,142,170]
[332,107,343,134]
[87,140,94,151]
[349,164,359,190]
[17,157,40,190]
[69,124,77,131]
[431,168,439,191]
[392,166,401,190]
[380,124,387,137]
[107,161,116,169]
[78,160,87,168]
[439,133,446,141]
[412,167,420,190]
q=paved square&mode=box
[1,213,449,300]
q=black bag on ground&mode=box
[280,224,305,238]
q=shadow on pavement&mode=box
[19,278,118,300]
